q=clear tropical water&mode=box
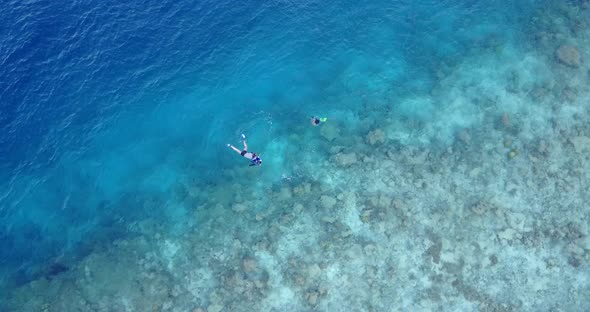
[1,0,589,310]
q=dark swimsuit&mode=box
[241,150,255,159]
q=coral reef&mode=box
[3,1,590,312]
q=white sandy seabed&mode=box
[5,2,590,312]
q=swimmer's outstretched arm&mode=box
[227,144,242,154]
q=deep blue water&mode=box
[0,0,548,293]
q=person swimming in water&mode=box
[310,116,327,126]
[227,134,262,166]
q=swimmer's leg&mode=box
[241,134,248,150]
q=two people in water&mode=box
[227,117,327,167]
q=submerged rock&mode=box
[498,228,520,243]
[242,257,257,273]
[508,148,520,159]
[320,195,337,209]
[293,183,311,196]
[506,212,527,232]
[456,128,471,145]
[500,113,511,128]
[332,152,357,167]
[329,146,345,154]
[320,123,340,141]
[495,113,519,134]
[277,187,292,201]
[320,216,337,223]
[305,289,320,306]
[207,304,224,312]
[46,262,69,279]
[536,139,549,155]
[556,44,582,67]
[232,203,247,213]
[366,128,386,145]
[569,136,590,153]
[470,201,489,216]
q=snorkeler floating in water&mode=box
[227,134,262,166]
[310,116,327,126]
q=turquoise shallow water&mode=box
[2,0,590,310]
